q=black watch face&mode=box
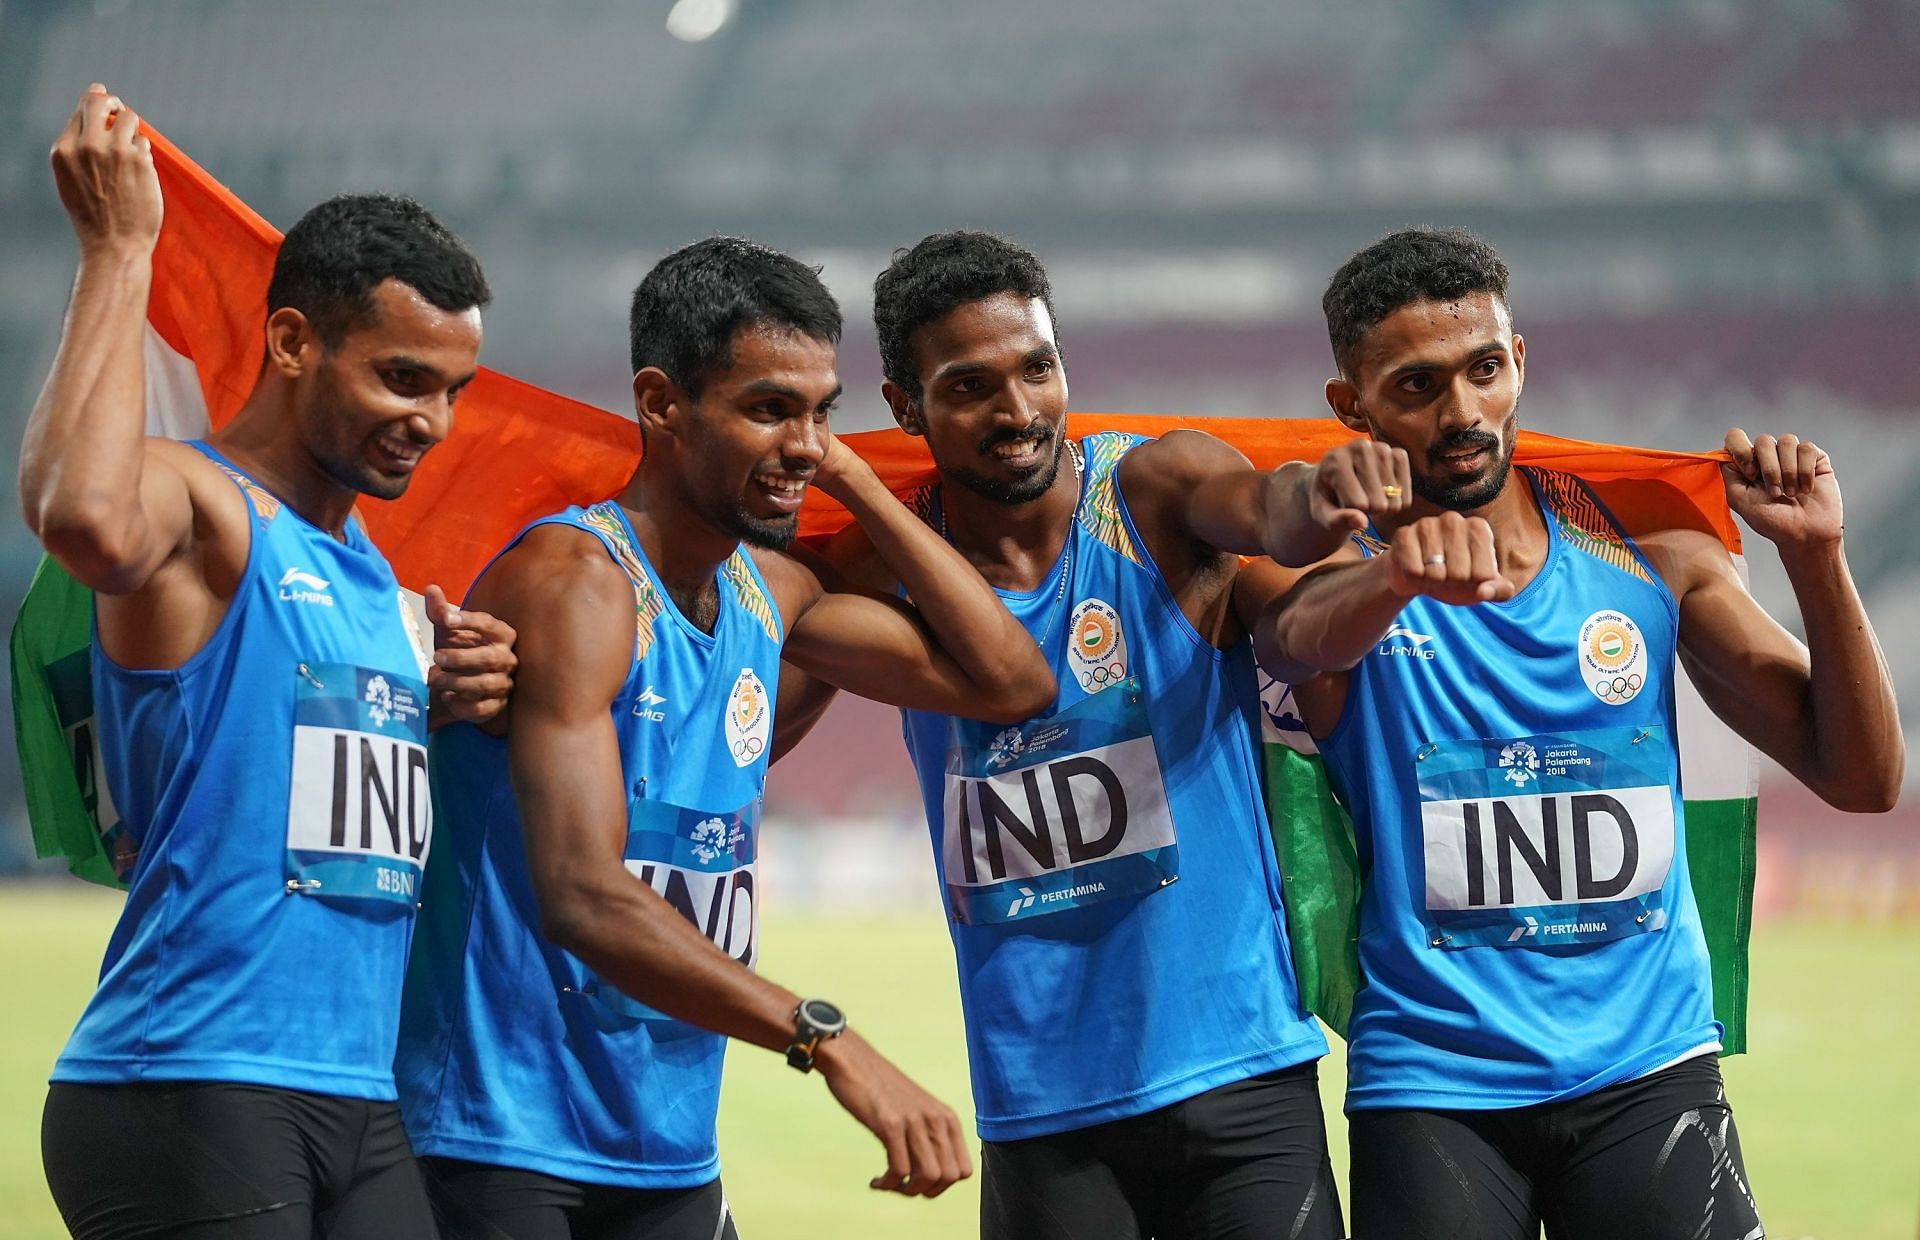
[800,998,845,1031]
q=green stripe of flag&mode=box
[1263,742,1755,1052]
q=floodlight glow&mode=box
[666,0,735,43]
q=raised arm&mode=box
[774,437,1054,723]
[1255,511,1514,677]
[485,527,969,1196]
[20,85,198,595]
[1641,429,1902,812]
[1126,429,1411,568]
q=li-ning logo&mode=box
[634,685,669,723]
[364,675,394,726]
[1499,740,1539,787]
[278,567,334,607]
[1379,623,1437,660]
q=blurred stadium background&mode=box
[1,1,1916,1237]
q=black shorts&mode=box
[981,1061,1344,1240]
[420,1157,737,1240]
[41,1080,437,1240]
[1348,1053,1764,1240]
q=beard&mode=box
[938,422,1067,506]
[717,505,798,551]
[1414,410,1519,513]
[305,364,415,501]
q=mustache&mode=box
[978,425,1055,455]
[1427,428,1502,466]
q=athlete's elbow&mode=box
[979,672,1057,723]
[1809,755,1903,813]
[538,906,602,961]
[532,876,608,956]
[32,504,151,594]
[1253,624,1350,685]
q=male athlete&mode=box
[394,237,1056,1240]
[1257,226,1902,1238]
[24,87,516,1238]
[789,230,1407,1239]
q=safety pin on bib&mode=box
[285,878,323,895]
[297,663,325,690]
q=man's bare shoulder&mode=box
[468,521,632,624]
[1630,523,1730,599]
[1116,428,1252,491]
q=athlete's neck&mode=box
[209,402,359,539]
[937,439,1083,594]
[617,470,732,631]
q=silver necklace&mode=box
[940,438,1083,651]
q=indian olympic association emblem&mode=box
[1578,610,1649,706]
[1066,598,1128,693]
[725,668,772,767]
[398,588,433,681]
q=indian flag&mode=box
[9,118,1758,1048]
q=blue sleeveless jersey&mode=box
[1319,467,1720,1111]
[396,501,782,1188]
[900,433,1327,1142]
[53,443,434,1100]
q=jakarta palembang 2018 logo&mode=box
[363,674,394,726]
[1499,739,1540,787]
[1578,610,1649,706]
[988,727,1025,769]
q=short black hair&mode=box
[628,237,842,397]
[266,193,490,348]
[873,230,1056,400]
[1323,227,1510,378]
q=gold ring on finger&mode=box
[1382,485,1403,498]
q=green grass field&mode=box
[1,883,1914,1239]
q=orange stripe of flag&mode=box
[140,121,1739,599]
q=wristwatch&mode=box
[785,998,847,1072]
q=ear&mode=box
[882,380,925,437]
[1510,332,1526,397]
[1325,376,1368,434]
[263,307,317,379]
[632,367,684,443]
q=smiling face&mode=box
[888,291,1069,506]
[657,322,841,550]
[1326,291,1525,513]
[294,278,483,501]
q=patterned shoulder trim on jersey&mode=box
[723,551,781,643]
[903,483,940,531]
[212,461,281,522]
[1527,467,1653,585]
[580,502,667,660]
[1075,432,1145,566]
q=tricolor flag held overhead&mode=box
[9,121,1757,1050]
